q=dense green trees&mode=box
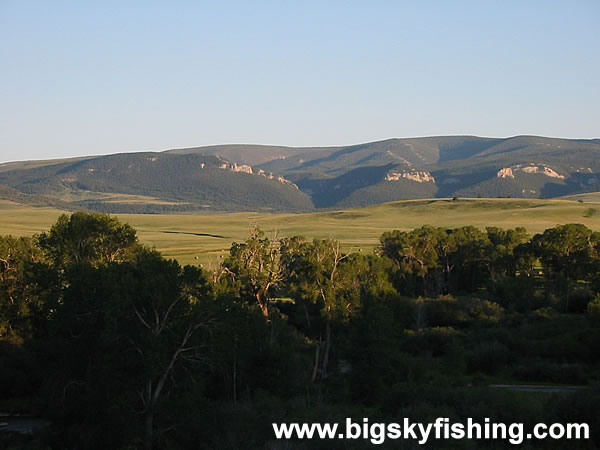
[281,238,363,380]
[530,224,600,311]
[1,214,600,448]
[50,251,214,450]
[38,212,138,268]
[0,236,42,340]
[379,225,530,297]
[0,214,215,449]
[532,224,599,280]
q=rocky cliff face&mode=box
[216,159,298,188]
[496,164,565,179]
[385,169,436,183]
[497,167,514,178]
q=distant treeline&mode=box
[1,213,599,449]
[0,184,76,210]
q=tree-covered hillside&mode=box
[256,135,600,208]
[1,135,599,212]
[0,153,314,213]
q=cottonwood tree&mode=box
[38,214,214,450]
[38,212,138,269]
[485,226,529,280]
[380,225,503,295]
[50,250,214,450]
[0,235,45,339]
[446,226,492,292]
[282,238,359,380]
[532,224,598,281]
[114,250,214,450]
[379,226,443,295]
[223,226,286,318]
[531,224,600,310]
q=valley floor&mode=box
[1,197,599,266]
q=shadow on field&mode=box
[158,230,226,239]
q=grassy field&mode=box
[1,197,600,267]
[558,191,600,203]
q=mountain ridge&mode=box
[1,135,599,212]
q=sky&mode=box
[1,1,599,163]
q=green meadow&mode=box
[1,197,600,267]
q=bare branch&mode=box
[132,304,153,330]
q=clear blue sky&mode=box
[1,0,598,163]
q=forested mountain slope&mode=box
[1,135,598,212]
[0,152,313,213]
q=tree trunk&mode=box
[257,293,269,318]
[260,303,269,317]
[321,319,332,379]
[565,278,570,313]
[233,337,238,404]
[303,303,312,331]
[143,379,154,450]
[311,339,321,383]
[144,407,153,450]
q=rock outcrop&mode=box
[217,159,298,188]
[497,164,565,179]
[385,170,435,183]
